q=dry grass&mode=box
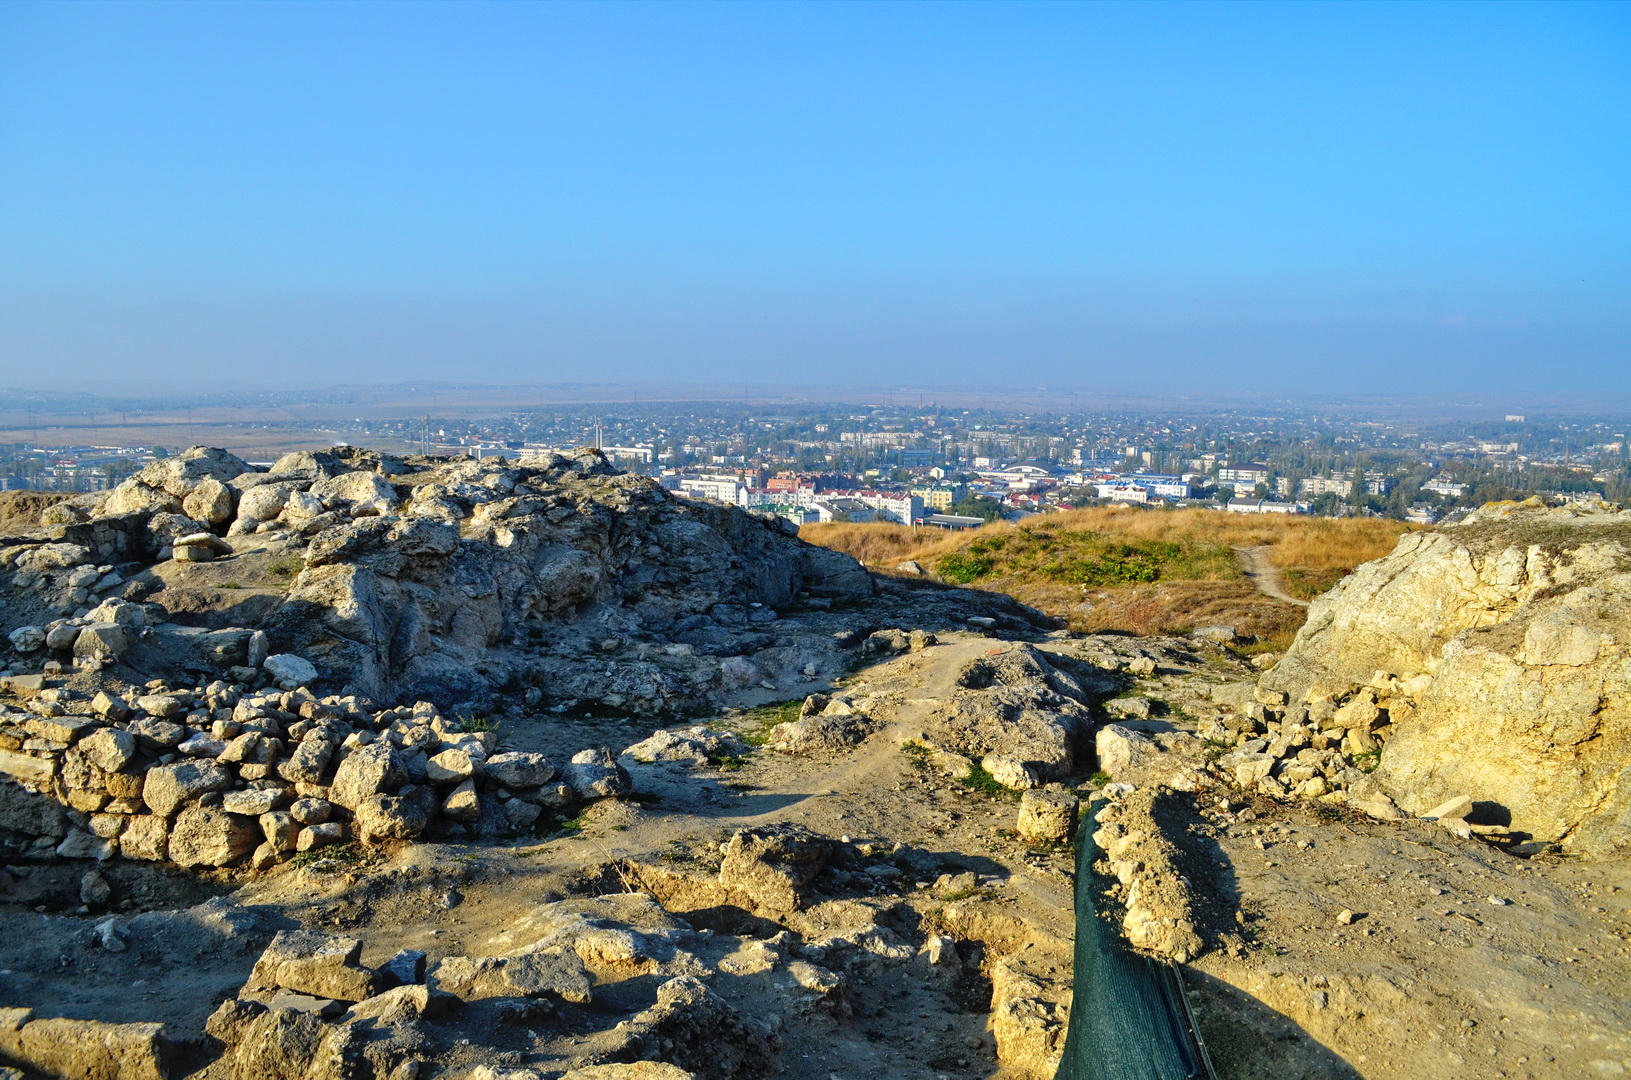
[802,507,1417,648]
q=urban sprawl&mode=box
[5,401,1627,527]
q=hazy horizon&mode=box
[3,1,1627,394]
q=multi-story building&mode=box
[1126,474,1191,499]
[811,497,876,523]
[1299,476,1354,498]
[909,484,967,511]
[1225,497,1304,515]
[677,475,745,503]
[1422,477,1468,497]
[1218,462,1271,488]
[1097,482,1151,504]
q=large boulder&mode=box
[235,481,298,524]
[920,645,1101,789]
[205,1000,362,1080]
[182,476,235,527]
[328,742,405,811]
[310,471,400,515]
[142,761,234,818]
[430,951,592,1004]
[248,931,385,1002]
[1263,501,1631,855]
[168,807,258,867]
[263,654,318,690]
[483,751,556,788]
[80,727,138,773]
[561,747,631,800]
[16,543,92,572]
[74,623,130,660]
[352,792,429,843]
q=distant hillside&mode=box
[803,507,1418,647]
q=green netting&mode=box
[1055,801,1218,1080]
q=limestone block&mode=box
[1016,789,1079,843]
[168,807,258,867]
[142,760,233,817]
[249,930,385,1003]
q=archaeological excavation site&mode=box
[0,445,1627,1080]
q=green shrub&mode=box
[937,551,995,583]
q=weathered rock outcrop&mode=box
[1262,501,1631,854]
[2,445,878,713]
[248,447,869,708]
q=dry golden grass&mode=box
[802,507,1418,648]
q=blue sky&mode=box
[1,0,1627,393]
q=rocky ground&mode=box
[0,454,1628,1080]
[3,629,1627,1079]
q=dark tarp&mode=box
[1055,800,1219,1080]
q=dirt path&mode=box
[1234,544,1309,607]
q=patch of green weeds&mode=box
[290,842,365,868]
[265,559,299,578]
[937,886,987,903]
[713,755,748,772]
[219,581,242,590]
[959,762,1019,801]
[732,699,801,746]
[455,714,502,734]
[1353,748,1382,773]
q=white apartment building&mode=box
[1422,476,1468,497]
[1299,476,1354,498]
[1217,463,1271,487]
[811,498,877,523]
[677,476,745,503]
[1097,483,1151,504]
[1225,497,1305,515]
[1127,474,1191,498]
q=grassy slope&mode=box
[802,507,1417,648]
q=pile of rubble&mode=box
[1094,673,1417,818]
[2,443,875,715]
[0,669,631,871]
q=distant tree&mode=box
[953,495,1004,523]
[1309,493,1344,517]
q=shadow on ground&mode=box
[1183,968,1364,1080]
